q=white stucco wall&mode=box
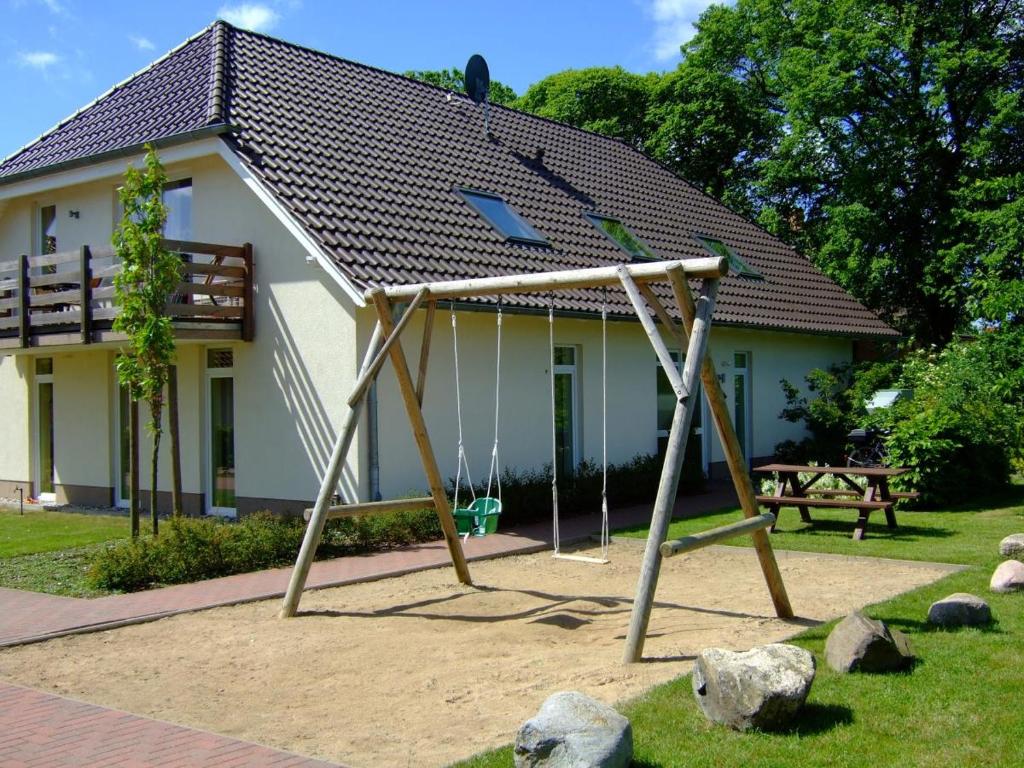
[0,150,360,513]
[368,307,853,499]
[0,354,31,489]
[0,141,853,513]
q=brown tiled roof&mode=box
[0,22,896,338]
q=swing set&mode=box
[281,257,793,663]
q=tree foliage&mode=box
[515,67,657,149]
[404,68,518,105]
[113,146,181,535]
[514,1,1024,344]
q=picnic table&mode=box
[753,463,917,541]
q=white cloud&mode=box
[218,3,280,32]
[17,51,60,69]
[129,35,155,51]
[40,0,67,15]
[647,0,722,62]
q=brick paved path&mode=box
[0,484,736,648]
[0,484,736,767]
[0,682,343,767]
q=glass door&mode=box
[656,351,707,483]
[206,349,236,516]
[553,346,579,480]
[35,358,55,502]
[114,380,134,508]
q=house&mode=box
[0,21,896,517]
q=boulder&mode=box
[514,691,632,768]
[824,611,914,673]
[990,560,1024,593]
[999,534,1024,558]
[927,593,992,627]
[691,643,815,731]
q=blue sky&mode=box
[0,0,722,160]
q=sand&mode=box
[0,541,959,768]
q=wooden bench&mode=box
[755,495,895,541]
[804,488,920,501]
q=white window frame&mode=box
[553,344,581,477]
[112,370,132,509]
[33,359,56,503]
[205,349,236,518]
[732,351,753,465]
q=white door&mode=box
[206,349,236,517]
[656,351,708,476]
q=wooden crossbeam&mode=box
[303,496,435,522]
[660,513,776,558]
[375,258,727,302]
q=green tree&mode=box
[678,0,1024,344]
[515,67,657,149]
[404,68,518,105]
[113,146,181,537]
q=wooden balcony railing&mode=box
[0,240,253,349]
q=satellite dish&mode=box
[465,54,490,105]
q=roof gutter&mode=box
[0,124,233,189]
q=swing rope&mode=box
[599,288,610,560]
[550,296,560,554]
[485,301,503,504]
[550,291,610,563]
[451,303,475,512]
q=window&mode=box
[694,235,762,279]
[457,188,548,245]
[206,348,236,515]
[552,345,579,480]
[732,352,752,464]
[39,206,57,255]
[656,352,706,477]
[585,213,656,260]
[163,179,193,241]
[35,358,55,499]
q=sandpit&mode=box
[0,541,959,768]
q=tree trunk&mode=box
[169,365,183,517]
[151,416,161,537]
[130,395,140,539]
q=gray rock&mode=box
[824,611,914,673]
[990,559,1024,593]
[927,593,992,627]
[999,534,1024,558]
[692,643,815,731]
[514,691,632,768]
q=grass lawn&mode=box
[0,508,129,597]
[457,484,1024,768]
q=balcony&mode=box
[0,239,253,350]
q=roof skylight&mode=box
[457,188,548,245]
[585,213,656,261]
[694,235,763,279]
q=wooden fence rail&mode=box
[0,240,253,348]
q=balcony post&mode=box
[17,254,29,349]
[242,242,254,341]
[80,245,93,345]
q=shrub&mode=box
[883,331,1024,505]
[449,451,698,529]
[88,536,155,592]
[774,361,901,464]
[775,329,1024,507]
